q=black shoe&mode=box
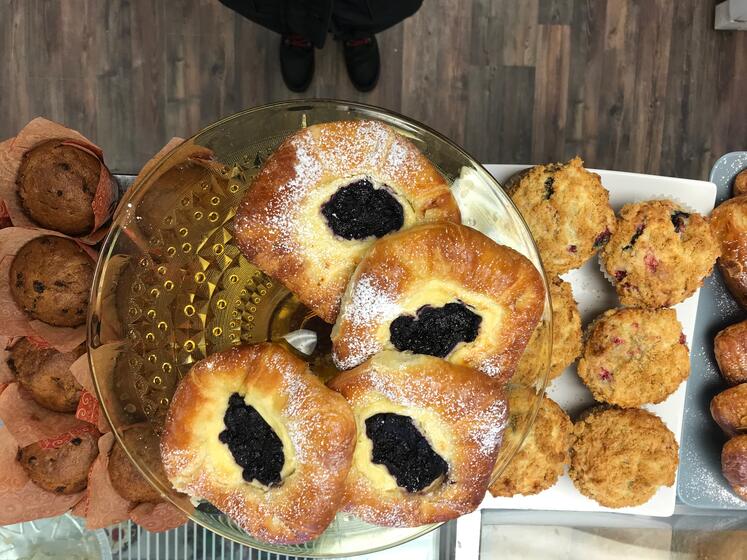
[280,34,314,93]
[343,35,380,92]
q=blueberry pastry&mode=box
[234,120,460,323]
[160,343,356,544]
[331,222,545,381]
[328,351,507,526]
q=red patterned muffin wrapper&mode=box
[75,389,101,426]
[70,352,111,434]
[129,501,188,532]
[38,422,99,450]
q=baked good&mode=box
[17,430,99,494]
[327,351,507,526]
[109,426,164,503]
[710,384,747,437]
[569,407,678,508]
[234,120,460,323]
[733,169,747,197]
[9,236,94,327]
[600,200,719,308]
[512,276,582,386]
[506,157,616,275]
[710,197,747,308]
[715,320,747,385]
[16,140,103,236]
[489,388,571,497]
[722,434,747,501]
[8,338,85,412]
[331,222,544,381]
[160,343,355,544]
[577,308,690,407]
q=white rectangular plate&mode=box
[478,164,717,517]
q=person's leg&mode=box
[331,0,423,40]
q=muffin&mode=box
[506,157,616,275]
[600,200,719,308]
[577,308,690,407]
[569,407,678,508]
[489,388,572,497]
[16,140,103,236]
[8,337,85,412]
[733,169,747,198]
[512,276,582,386]
[108,426,163,503]
[9,236,94,327]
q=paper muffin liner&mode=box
[70,352,111,434]
[598,195,697,287]
[0,118,119,244]
[0,227,98,352]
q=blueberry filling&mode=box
[389,302,482,358]
[366,413,448,492]
[219,393,284,487]
[623,224,645,251]
[671,211,690,233]
[593,228,612,249]
[321,179,404,240]
[544,177,555,199]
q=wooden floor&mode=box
[1,0,745,179]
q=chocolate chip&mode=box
[33,280,45,293]
[71,437,82,446]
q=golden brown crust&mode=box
[327,351,507,526]
[711,384,747,437]
[109,426,164,504]
[160,343,356,544]
[234,120,460,323]
[18,431,98,494]
[489,388,572,497]
[331,222,545,381]
[715,320,747,385]
[710,197,747,309]
[722,434,747,501]
[569,407,678,508]
[733,169,747,198]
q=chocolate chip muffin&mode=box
[569,407,678,508]
[506,157,616,275]
[513,276,582,386]
[17,430,99,494]
[8,337,85,412]
[9,236,94,327]
[577,307,690,407]
[16,140,103,236]
[600,200,719,308]
[108,426,164,503]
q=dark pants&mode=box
[219,0,423,48]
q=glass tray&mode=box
[88,100,551,557]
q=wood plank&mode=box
[538,0,574,25]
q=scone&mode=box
[489,388,572,497]
[710,384,747,437]
[109,426,164,503]
[710,197,747,308]
[9,236,94,327]
[600,200,719,308]
[8,338,85,412]
[714,320,747,385]
[577,308,690,407]
[234,120,460,323]
[512,276,582,386]
[569,407,678,508]
[722,435,747,501]
[328,351,507,526]
[161,343,356,544]
[506,157,616,275]
[331,222,544,382]
[16,140,105,236]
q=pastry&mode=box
[710,197,747,309]
[512,276,582,386]
[160,343,356,544]
[234,120,460,323]
[506,157,616,275]
[577,308,689,407]
[714,321,747,385]
[16,140,105,236]
[109,426,164,503]
[331,222,545,381]
[569,407,678,508]
[710,384,747,437]
[722,434,747,501]
[600,200,719,308]
[8,338,85,412]
[489,388,572,497]
[733,169,747,198]
[17,430,99,494]
[328,351,507,526]
[9,236,93,327]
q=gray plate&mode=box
[677,152,747,509]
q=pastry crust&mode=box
[328,351,507,526]
[234,120,460,323]
[714,320,747,385]
[733,169,747,198]
[160,343,356,544]
[710,384,747,437]
[722,434,747,501]
[710,197,747,309]
[331,222,545,381]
